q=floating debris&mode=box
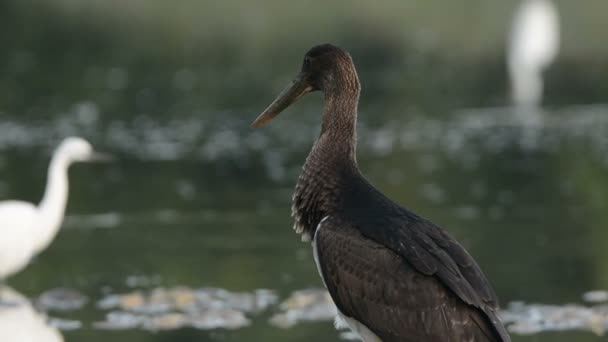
[197,288,278,313]
[189,309,250,330]
[93,311,144,330]
[97,287,277,314]
[269,289,337,328]
[48,317,83,331]
[583,290,608,304]
[37,288,88,312]
[14,284,608,337]
[502,301,608,336]
[93,287,275,331]
[93,309,249,331]
[143,312,189,331]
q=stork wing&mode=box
[314,215,510,342]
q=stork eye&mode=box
[303,57,312,68]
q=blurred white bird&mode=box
[508,0,560,108]
[0,286,63,342]
[0,137,110,279]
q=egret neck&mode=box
[36,152,70,253]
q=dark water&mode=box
[2,1,608,341]
[3,108,608,342]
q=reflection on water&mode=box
[508,0,560,108]
[0,286,63,342]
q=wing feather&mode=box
[315,215,510,342]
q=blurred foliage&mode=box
[1,0,607,122]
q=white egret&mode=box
[0,137,109,279]
[508,0,560,108]
[0,286,64,342]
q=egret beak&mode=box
[251,73,313,128]
[89,152,114,162]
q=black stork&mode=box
[252,44,511,342]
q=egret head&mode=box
[57,137,112,163]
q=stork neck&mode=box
[292,85,361,240]
[36,153,70,252]
[319,84,359,161]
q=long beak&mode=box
[89,152,114,162]
[251,73,313,128]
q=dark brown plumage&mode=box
[252,44,510,342]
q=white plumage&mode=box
[508,0,560,108]
[0,137,107,279]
